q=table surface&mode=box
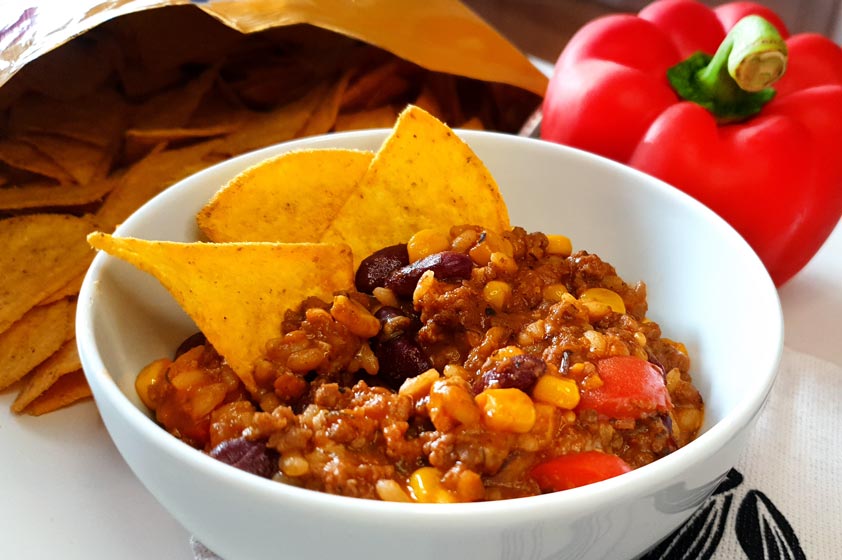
[2,2,841,558]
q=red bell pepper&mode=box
[530,451,633,492]
[576,355,672,419]
[541,0,842,285]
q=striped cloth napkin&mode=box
[192,347,842,560]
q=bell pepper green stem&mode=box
[668,15,788,122]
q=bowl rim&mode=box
[76,129,784,520]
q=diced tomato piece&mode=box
[531,451,632,492]
[577,356,672,419]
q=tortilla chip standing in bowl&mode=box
[198,149,374,243]
[321,105,510,266]
[86,233,354,394]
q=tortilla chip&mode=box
[8,90,128,149]
[12,339,82,413]
[18,133,112,185]
[0,300,73,391]
[21,370,92,416]
[321,105,510,265]
[0,175,119,211]
[0,138,74,183]
[0,214,94,334]
[296,71,353,138]
[39,271,87,306]
[212,84,329,157]
[130,65,219,131]
[87,233,354,393]
[96,140,225,230]
[125,124,238,145]
[334,106,399,132]
[341,59,414,112]
[198,149,373,243]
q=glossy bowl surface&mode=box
[77,130,783,560]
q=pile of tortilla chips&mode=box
[89,105,510,400]
[0,6,539,415]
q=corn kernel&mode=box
[330,295,380,338]
[188,383,228,419]
[579,288,626,314]
[633,331,647,347]
[409,467,455,503]
[399,368,441,401]
[491,345,524,361]
[376,479,412,502]
[489,251,518,274]
[533,375,581,409]
[676,407,703,433]
[475,388,536,433]
[170,368,208,390]
[407,229,451,262]
[468,231,505,266]
[135,358,171,410]
[545,234,573,256]
[429,378,480,430]
[483,280,512,312]
[455,469,485,502]
[542,283,569,302]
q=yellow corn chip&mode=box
[22,370,92,416]
[333,106,399,132]
[321,105,509,265]
[96,140,225,230]
[0,175,119,211]
[87,233,354,393]
[296,71,353,138]
[18,133,112,186]
[8,90,128,148]
[0,300,73,391]
[39,271,87,306]
[0,214,94,333]
[0,138,74,183]
[213,83,330,157]
[12,339,82,413]
[130,65,220,130]
[198,149,373,243]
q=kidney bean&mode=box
[384,251,473,297]
[209,437,278,479]
[174,331,207,359]
[355,244,409,293]
[374,334,432,390]
[473,354,545,394]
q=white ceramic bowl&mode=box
[77,130,783,560]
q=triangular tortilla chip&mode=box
[0,300,73,391]
[87,233,354,393]
[321,105,510,265]
[12,338,82,413]
[21,370,92,416]
[0,214,94,333]
[197,149,373,243]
